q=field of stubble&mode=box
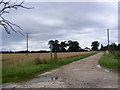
[2,51,97,83]
[2,52,93,65]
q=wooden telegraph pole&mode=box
[26,33,29,56]
[107,29,110,51]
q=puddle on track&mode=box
[96,64,110,73]
[25,76,63,84]
[2,82,18,87]
[2,76,64,87]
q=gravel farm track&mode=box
[3,53,118,88]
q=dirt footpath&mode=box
[3,53,118,88]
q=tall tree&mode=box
[48,40,54,59]
[48,40,60,59]
[54,40,60,52]
[60,41,67,52]
[0,0,32,34]
[68,40,81,52]
[91,41,100,51]
[100,44,107,51]
[54,40,60,59]
[100,44,104,50]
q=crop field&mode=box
[2,51,97,83]
[2,51,94,65]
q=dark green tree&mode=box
[54,40,60,52]
[48,40,60,59]
[60,41,67,52]
[48,40,54,59]
[91,41,100,51]
[68,40,81,52]
[118,43,120,51]
[109,43,117,51]
[100,44,104,50]
[48,40,60,52]
[100,44,107,51]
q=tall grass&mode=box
[2,52,98,83]
[99,53,120,70]
[111,51,120,60]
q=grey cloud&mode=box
[1,2,118,51]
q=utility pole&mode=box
[26,33,29,56]
[107,29,110,51]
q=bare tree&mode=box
[0,0,32,34]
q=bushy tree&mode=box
[48,40,82,58]
[91,41,100,51]
[68,40,81,52]
[109,43,118,51]
[48,40,68,52]
[59,41,67,52]
[48,40,60,59]
[48,40,60,52]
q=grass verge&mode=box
[3,52,98,84]
[98,52,120,72]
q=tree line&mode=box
[48,40,120,52]
[48,40,82,52]
[2,40,119,54]
[100,43,120,51]
[48,40,101,52]
[48,40,120,59]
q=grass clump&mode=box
[99,53,120,70]
[111,51,120,60]
[3,52,98,83]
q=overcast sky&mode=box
[1,1,118,51]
